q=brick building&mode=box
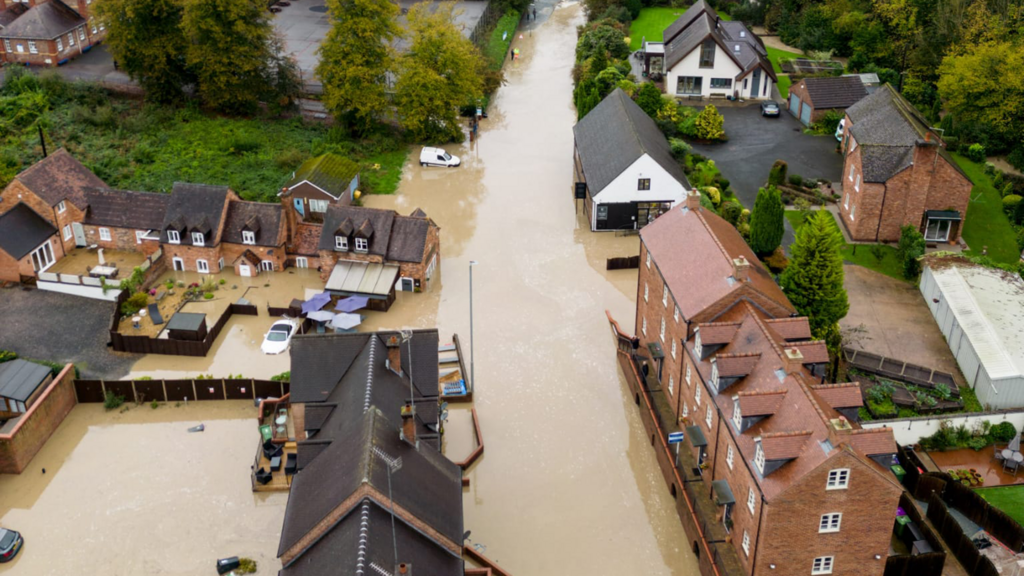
[838,85,973,244]
[0,202,59,282]
[635,192,902,576]
[787,76,867,126]
[79,188,169,257]
[0,0,105,66]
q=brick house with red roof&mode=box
[633,191,902,576]
[0,0,106,66]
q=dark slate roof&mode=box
[662,0,712,44]
[663,12,774,81]
[0,203,57,260]
[572,88,691,197]
[13,148,105,209]
[160,183,231,244]
[278,408,463,562]
[0,4,28,27]
[222,200,283,247]
[801,76,867,110]
[281,499,463,576]
[286,153,359,200]
[81,188,170,230]
[387,216,429,263]
[0,0,84,40]
[0,359,51,403]
[166,312,206,332]
[317,206,395,255]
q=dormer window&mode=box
[732,398,742,430]
[242,231,256,245]
[694,331,702,358]
[335,236,348,251]
[754,442,766,474]
[192,232,205,246]
[57,201,66,213]
[167,230,180,244]
[710,359,719,391]
[355,237,368,252]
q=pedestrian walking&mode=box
[533,7,536,20]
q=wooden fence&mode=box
[74,378,290,404]
[606,255,640,270]
[110,303,258,356]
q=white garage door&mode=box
[239,264,252,277]
[800,103,812,125]
[789,94,801,117]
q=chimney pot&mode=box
[386,335,402,375]
[732,256,750,282]
[685,190,702,211]
[399,563,409,575]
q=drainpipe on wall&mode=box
[874,182,889,242]
[751,491,767,575]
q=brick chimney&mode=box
[385,334,402,375]
[732,256,750,283]
[400,403,416,445]
[783,347,805,372]
[279,186,297,248]
[685,190,702,211]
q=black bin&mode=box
[217,557,241,574]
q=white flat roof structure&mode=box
[930,265,1024,379]
[324,261,399,297]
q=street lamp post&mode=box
[469,260,477,390]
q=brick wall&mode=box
[0,235,60,282]
[0,179,80,257]
[163,243,226,273]
[636,241,690,419]
[81,224,162,256]
[709,421,763,575]
[755,450,900,576]
[0,364,77,474]
[221,242,288,272]
[395,223,440,290]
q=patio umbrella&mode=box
[301,292,332,314]
[335,296,369,312]
[330,313,362,330]
[1009,430,1021,453]
[307,310,335,322]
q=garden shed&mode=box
[920,260,1024,409]
[166,312,208,342]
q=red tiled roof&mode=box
[698,322,741,345]
[738,390,787,416]
[812,383,864,409]
[788,341,830,364]
[764,317,812,341]
[847,428,896,456]
[761,431,812,460]
[716,353,761,377]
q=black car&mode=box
[760,101,781,117]
[0,528,23,563]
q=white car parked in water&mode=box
[261,319,299,355]
[420,147,461,168]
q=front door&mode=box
[72,222,86,247]
[595,204,609,230]
[295,257,308,269]
[239,264,252,277]
[293,198,304,217]
[751,69,761,98]
[401,278,414,291]
[172,257,184,271]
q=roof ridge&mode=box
[812,382,859,389]
[717,351,762,359]
[746,307,788,361]
[362,337,378,414]
[764,317,805,324]
[792,371,840,430]
[618,90,648,156]
[698,320,742,327]
[762,430,812,438]
[848,427,892,436]
[737,388,787,397]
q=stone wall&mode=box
[0,364,77,474]
[81,224,162,257]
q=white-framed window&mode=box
[63,225,72,240]
[191,232,204,246]
[674,306,679,322]
[57,201,66,213]
[28,41,37,54]
[218,257,224,271]
[819,513,841,533]
[335,235,348,250]
[812,556,834,575]
[685,363,692,385]
[826,469,850,490]
[705,405,713,427]
[646,252,651,269]
[733,399,742,430]
[694,331,702,358]
[56,37,63,51]
[196,259,209,273]
[135,231,145,244]
[747,487,756,514]
[261,260,274,272]
[100,22,105,30]
[99,228,111,241]
[754,443,765,474]
[710,360,720,390]
[668,375,674,396]
[855,174,861,192]
[671,339,677,359]
[167,230,180,244]
[660,317,666,342]
[741,531,750,556]
[644,282,649,302]
[694,383,702,407]
[848,165,854,182]
[2,39,10,52]
[242,230,256,245]
[726,444,734,469]
[850,205,856,220]
[355,237,368,252]
[91,21,98,34]
[662,287,668,307]
[844,194,849,209]
[295,257,308,268]
[68,32,75,47]
[15,43,24,53]
[309,199,328,213]
[642,317,647,336]
[79,27,85,41]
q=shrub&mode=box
[811,110,844,136]
[763,247,789,273]
[720,201,743,226]
[966,437,988,451]
[121,292,150,316]
[750,185,785,256]
[788,174,804,187]
[768,160,788,186]
[703,186,721,206]
[104,391,125,410]
[204,292,215,300]
[984,162,997,176]
[991,421,1017,443]
[274,148,304,170]
[634,82,663,118]
[150,400,159,409]
[1002,182,1015,199]
[966,143,986,163]
[1017,228,1024,253]
[236,558,258,575]
[694,104,725,140]
[934,383,952,401]
[869,244,887,262]
[219,279,226,285]
[1009,146,1024,171]
[897,225,926,279]
[0,350,16,363]
[270,371,290,382]
[228,136,261,155]
[669,138,691,159]
[165,280,175,291]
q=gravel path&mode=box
[0,286,136,379]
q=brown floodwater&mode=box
[0,402,286,575]
[120,2,698,574]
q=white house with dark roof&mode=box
[573,88,691,231]
[643,0,775,100]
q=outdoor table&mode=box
[90,265,119,278]
[1015,452,1024,463]
[1003,449,1014,460]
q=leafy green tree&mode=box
[872,0,920,82]
[938,41,1024,148]
[95,0,193,103]
[897,224,926,279]
[316,0,402,133]
[768,160,788,186]
[635,82,663,118]
[694,104,725,140]
[749,186,785,256]
[395,3,484,142]
[779,210,849,337]
[181,0,297,114]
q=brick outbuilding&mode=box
[0,0,106,66]
[787,76,867,126]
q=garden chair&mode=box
[1003,458,1019,477]
[995,445,1005,462]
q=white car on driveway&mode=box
[261,318,299,355]
[420,147,461,168]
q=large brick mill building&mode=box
[634,191,902,576]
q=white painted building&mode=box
[920,260,1024,409]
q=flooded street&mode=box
[0,402,285,575]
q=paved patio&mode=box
[927,448,1024,487]
[48,247,148,277]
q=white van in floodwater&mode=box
[420,147,461,168]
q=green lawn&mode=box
[786,210,907,281]
[629,7,730,51]
[951,153,1021,264]
[776,75,792,99]
[765,46,803,74]
[977,486,1024,526]
[484,9,520,70]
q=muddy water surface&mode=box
[0,402,284,575]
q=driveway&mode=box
[0,286,135,379]
[840,264,963,382]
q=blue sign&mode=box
[668,432,685,444]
